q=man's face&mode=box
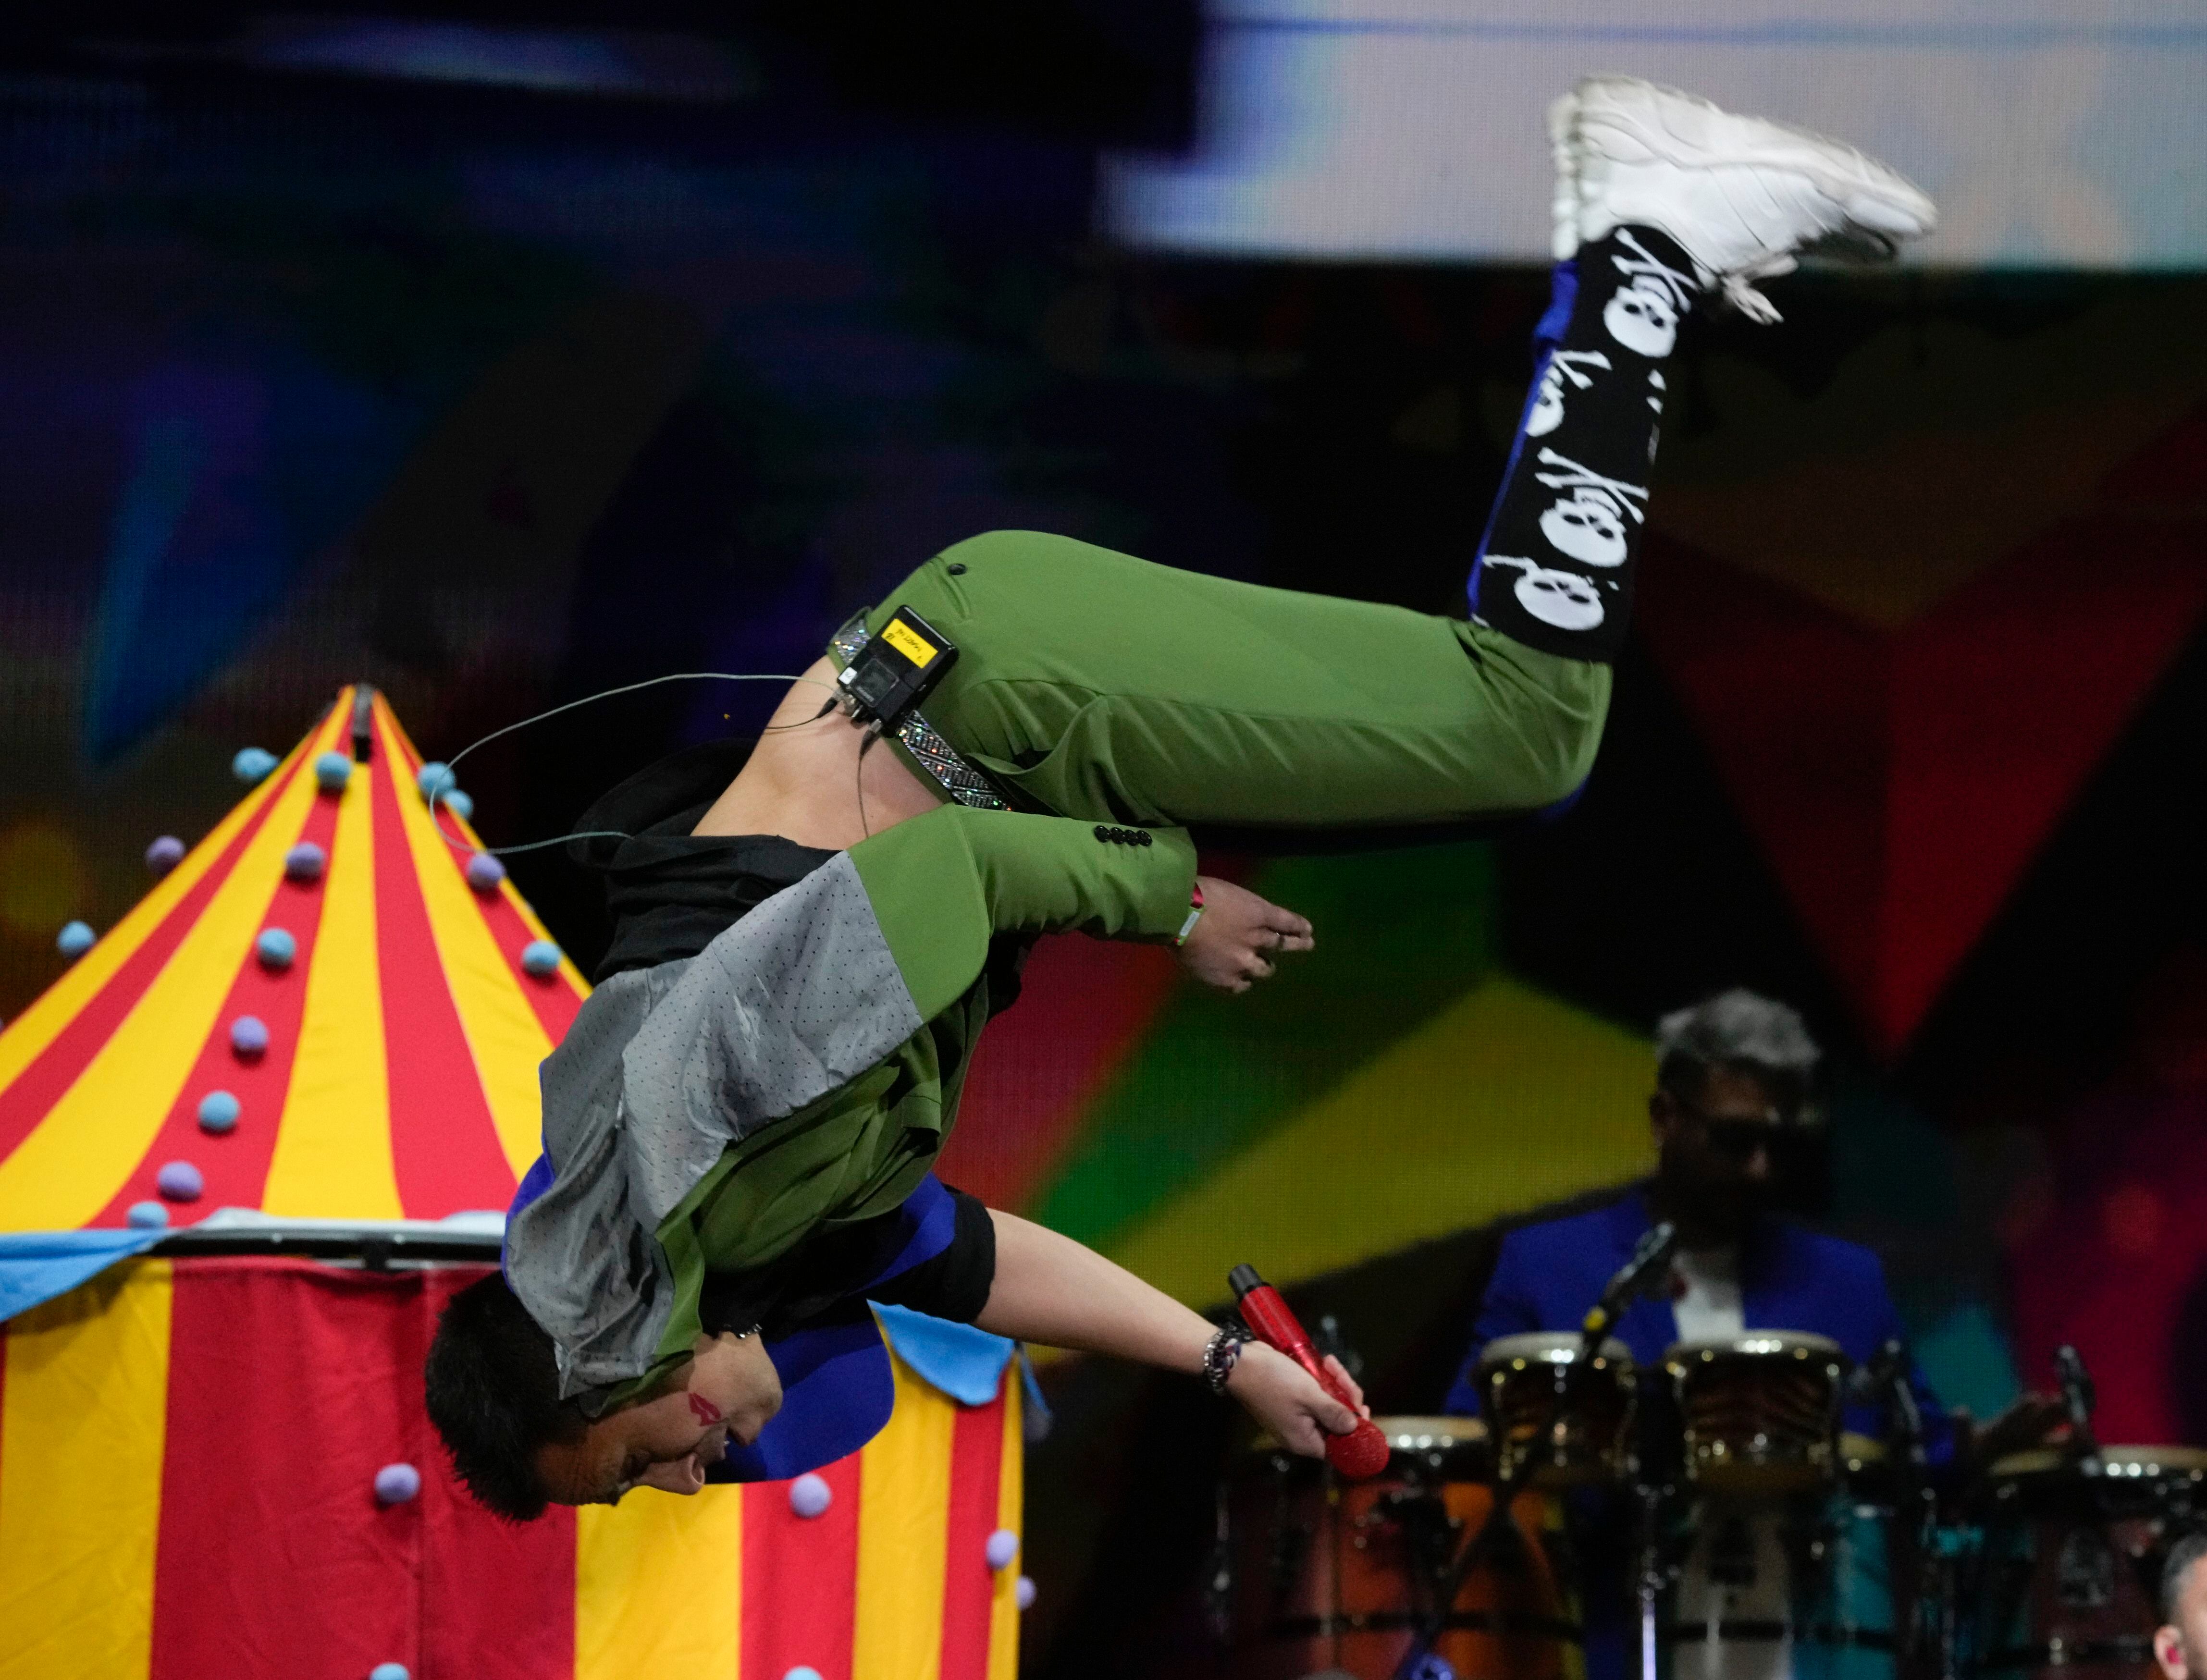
[2156,1557,2207,1680]
[1650,1064,1794,1240]
[535,1329,784,1507]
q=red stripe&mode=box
[417,1265,578,1677]
[88,790,340,1226]
[743,1452,863,1679]
[939,1390,1009,1680]
[377,708,584,1046]
[151,1257,425,1678]
[0,754,298,1166]
[370,747,520,1219]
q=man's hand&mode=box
[1967,1391,2071,1466]
[1179,875,1314,993]
[1225,1341,1369,1457]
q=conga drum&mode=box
[1221,1417,1586,1680]
[1658,1336,1853,1680]
[1664,1333,1849,1497]
[1475,1331,1638,1487]
[1972,1446,2207,1680]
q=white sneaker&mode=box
[1550,76,1937,322]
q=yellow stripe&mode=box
[380,703,552,1178]
[0,716,343,1230]
[575,1488,743,1679]
[0,1258,173,1680]
[1104,978,1656,1303]
[988,1366,1024,1679]
[261,752,400,1217]
[853,1341,955,1680]
[0,719,308,1098]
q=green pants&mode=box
[865,531,1612,839]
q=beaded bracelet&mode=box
[1202,1321,1250,1394]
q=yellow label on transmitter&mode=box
[881,618,937,667]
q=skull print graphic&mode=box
[1469,224,1702,661]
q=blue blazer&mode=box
[1442,1185,1953,1465]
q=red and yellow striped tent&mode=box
[0,687,1025,1679]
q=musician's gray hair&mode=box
[1654,989,1821,1103]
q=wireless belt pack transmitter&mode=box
[838,606,958,732]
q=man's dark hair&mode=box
[424,1273,584,1522]
[2164,1530,2207,1624]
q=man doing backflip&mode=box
[426,78,1938,1519]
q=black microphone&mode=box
[1583,1221,1678,1340]
[1849,1337,1909,1407]
[2055,1344,2102,1471]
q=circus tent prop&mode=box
[0,686,1026,1679]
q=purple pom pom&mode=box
[789,1472,832,1519]
[1016,1575,1036,1611]
[986,1527,1020,1570]
[145,835,185,875]
[465,852,507,893]
[230,1015,270,1057]
[374,1462,422,1505]
[156,1160,203,1202]
[284,842,327,883]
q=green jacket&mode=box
[505,803,1195,1404]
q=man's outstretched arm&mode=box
[975,1208,1364,1458]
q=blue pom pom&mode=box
[986,1527,1020,1570]
[56,920,95,958]
[126,1201,170,1229]
[197,1091,241,1134]
[465,852,507,893]
[284,842,327,883]
[374,1462,422,1504]
[232,747,277,785]
[145,835,185,874]
[156,1160,203,1202]
[370,1666,411,1680]
[788,1473,832,1519]
[230,1015,270,1057]
[417,762,457,800]
[255,927,297,970]
[783,1668,824,1680]
[520,940,562,979]
[314,751,353,793]
[442,789,474,822]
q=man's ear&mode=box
[2155,1625,2188,1680]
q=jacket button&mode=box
[1136,831,1152,847]
[1094,825,1110,843]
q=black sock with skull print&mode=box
[1467,224,1702,662]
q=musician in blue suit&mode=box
[1444,990,2059,1680]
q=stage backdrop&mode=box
[0,39,2203,1678]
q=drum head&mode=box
[1661,1332,1848,1371]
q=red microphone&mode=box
[1228,1264,1389,1479]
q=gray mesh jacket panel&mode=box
[503,854,924,1398]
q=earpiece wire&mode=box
[425,671,841,857]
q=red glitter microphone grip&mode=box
[1227,1265,1390,1479]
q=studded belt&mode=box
[829,612,1010,811]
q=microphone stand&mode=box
[1390,1225,1677,1680]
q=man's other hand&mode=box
[1179,875,1314,993]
